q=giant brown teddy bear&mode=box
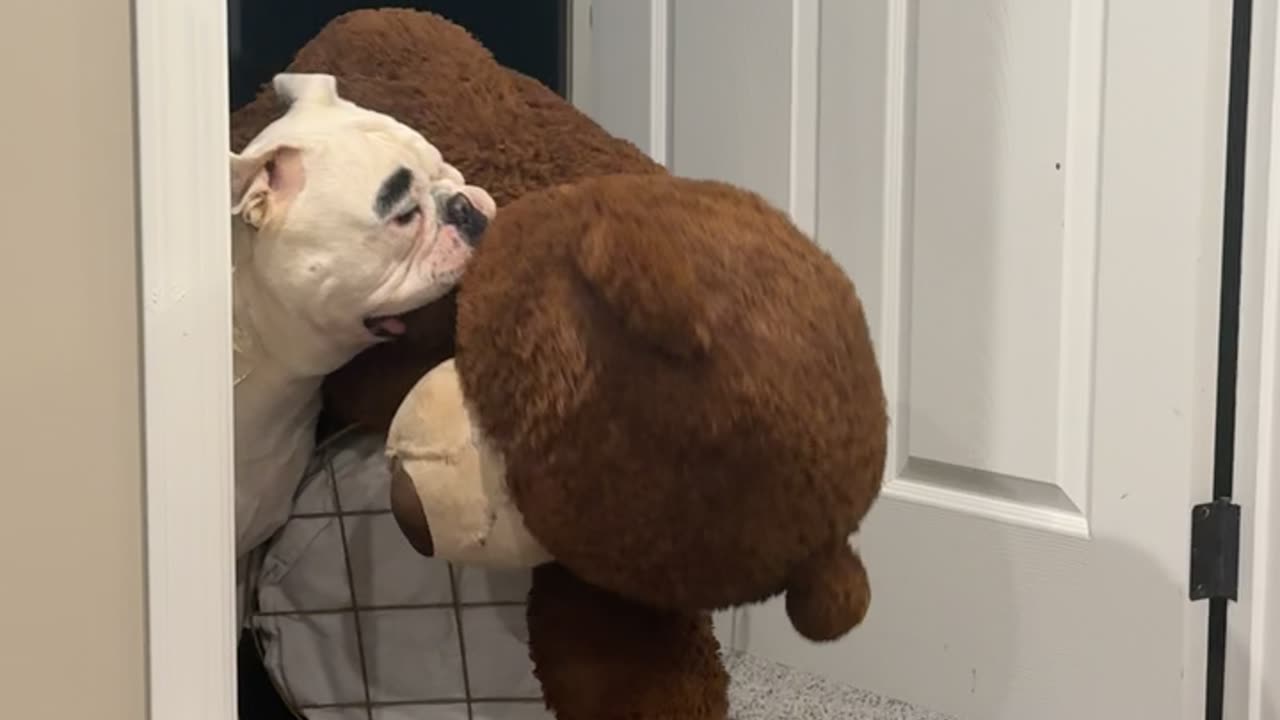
[231,9,888,720]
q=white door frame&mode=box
[134,0,238,718]
[1228,1,1280,717]
[132,1,1278,718]
[566,0,593,112]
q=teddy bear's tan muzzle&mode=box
[385,358,554,568]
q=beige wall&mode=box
[0,2,148,719]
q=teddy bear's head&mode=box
[388,172,888,642]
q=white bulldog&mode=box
[229,73,496,621]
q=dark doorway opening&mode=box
[228,0,570,110]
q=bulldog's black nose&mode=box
[443,192,487,246]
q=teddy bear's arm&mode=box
[528,563,730,720]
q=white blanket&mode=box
[248,430,552,720]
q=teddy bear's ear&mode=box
[574,215,714,360]
[784,540,871,642]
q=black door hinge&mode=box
[1189,497,1241,601]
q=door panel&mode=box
[904,0,1085,526]
[668,0,818,235]
[582,1,1231,718]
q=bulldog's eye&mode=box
[392,206,421,227]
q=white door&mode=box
[578,1,1233,718]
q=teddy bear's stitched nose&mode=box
[390,458,435,556]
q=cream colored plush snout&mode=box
[386,359,553,568]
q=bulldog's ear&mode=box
[229,145,305,229]
[273,73,341,108]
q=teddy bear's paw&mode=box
[784,540,871,642]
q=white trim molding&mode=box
[647,0,670,165]
[133,0,238,718]
[1243,149,1280,718]
[1229,0,1280,717]
[567,0,593,111]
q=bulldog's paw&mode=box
[386,359,553,568]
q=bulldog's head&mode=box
[230,73,495,372]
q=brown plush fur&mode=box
[229,10,888,720]
[528,564,729,720]
[456,173,886,626]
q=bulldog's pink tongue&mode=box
[364,316,407,338]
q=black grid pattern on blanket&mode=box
[246,429,550,720]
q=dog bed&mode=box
[246,428,550,720]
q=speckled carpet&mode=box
[725,653,957,720]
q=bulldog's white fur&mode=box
[230,74,496,618]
